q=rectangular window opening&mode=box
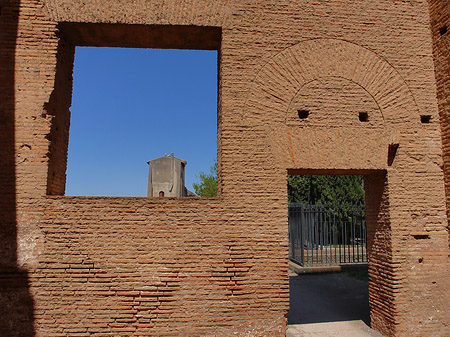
[46,24,220,198]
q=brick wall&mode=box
[429,0,450,252]
[1,0,450,336]
[0,0,35,335]
[35,197,287,336]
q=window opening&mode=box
[65,47,218,197]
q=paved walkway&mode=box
[286,320,385,337]
[287,271,385,337]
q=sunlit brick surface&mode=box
[1,1,449,336]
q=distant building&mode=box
[147,153,195,197]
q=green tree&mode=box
[288,175,364,205]
[287,175,311,204]
[193,162,217,197]
[288,175,365,240]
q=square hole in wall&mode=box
[46,23,220,197]
[420,115,431,124]
[297,109,310,119]
[359,112,368,122]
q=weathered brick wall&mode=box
[429,0,450,253]
[0,0,35,335]
[1,0,450,336]
[45,35,74,196]
[36,197,287,336]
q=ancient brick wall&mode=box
[0,0,35,335]
[429,0,450,253]
[1,0,450,336]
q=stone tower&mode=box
[147,153,187,197]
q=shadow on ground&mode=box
[288,272,370,326]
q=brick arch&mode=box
[285,75,384,124]
[285,75,384,127]
[245,38,420,127]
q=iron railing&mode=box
[289,202,367,266]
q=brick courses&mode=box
[1,0,450,336]
[429,0,450,255]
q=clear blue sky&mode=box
[65,47,217,196]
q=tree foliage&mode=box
[288,175,364,205]
[192,165,364,203]
[288,175,365,233]
[193,162,217,197]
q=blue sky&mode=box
[65,47,217,196]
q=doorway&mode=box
[287,173,384,334]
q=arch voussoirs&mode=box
[246,38,420,127]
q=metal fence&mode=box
[289,202,367,266]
